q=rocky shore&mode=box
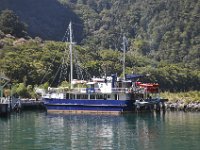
[165,101,200,112]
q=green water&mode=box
[0,111,200,150]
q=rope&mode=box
[40,26,70,85]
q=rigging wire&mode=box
[40,21,96,85]
[40,56,56,84]
[73,47,84,80]
[40,26,70,85]
[50,63,62,86]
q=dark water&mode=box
[0,111,200,150]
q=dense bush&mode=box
[0,37,199,92]
[0,9,27,37]
[0,0,199,95]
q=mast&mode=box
[69,22,73,89]
[122,35,127,79]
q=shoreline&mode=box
[165,101,200,112]
[11,99,200,113]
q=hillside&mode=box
[0,0,83,42]
[59,0,200,69]
[0,0,199,69]
[0,0,199,92]
[0,36,199,91]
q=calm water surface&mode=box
[0,111,200,150]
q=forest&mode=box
[0,0,200,98]
[58,0,200,69]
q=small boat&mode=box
[134,82,168,111]
[42,22,166,114]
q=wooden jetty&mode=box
[0,103,10,116]
[20,99,44,110]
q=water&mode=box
[0,111,200,150]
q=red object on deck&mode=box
[136,82,159,93]
[135,82,142,86]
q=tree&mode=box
[15,83,29,98]
[0,9,27,37]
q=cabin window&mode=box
[115,94,118,100]
[96,94,104,99]
[70,94,75,99]
[82,94,88,99]
[90,94,95,99]
[103,94,110,100]
[76,94,88,99]
[81,94,88,99]
[66,93,69,99]
[77,94,81,99]
[118,82,122,88]
[87,84,94,88]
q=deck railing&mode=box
[70,88,134,94]
[48,87,154,95]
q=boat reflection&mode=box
[46,112,166,150]
[1,111,199,150]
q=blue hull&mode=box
[44,99,135,113]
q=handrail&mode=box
[70,88,132,94]
[47,87,159,94]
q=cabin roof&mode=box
[125,74,144,80]
[71,80,87,84]
[86,82,96,85]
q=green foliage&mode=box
[58,0,200,69]
[0,9,27,37]
[59,81,70,88]
[132,39,150,55]
[0,0,200,97]
[83,60,102,77]
[0,30,5,38]
[161,91,200,103]
[135,64,200,91]
[0,34,199,94]
[10,83,37,98]
[0,1,199,68]
[15,83,29,98]
[42,82,50,90]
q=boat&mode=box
[42,22,166,114]
[43,74,167,114]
